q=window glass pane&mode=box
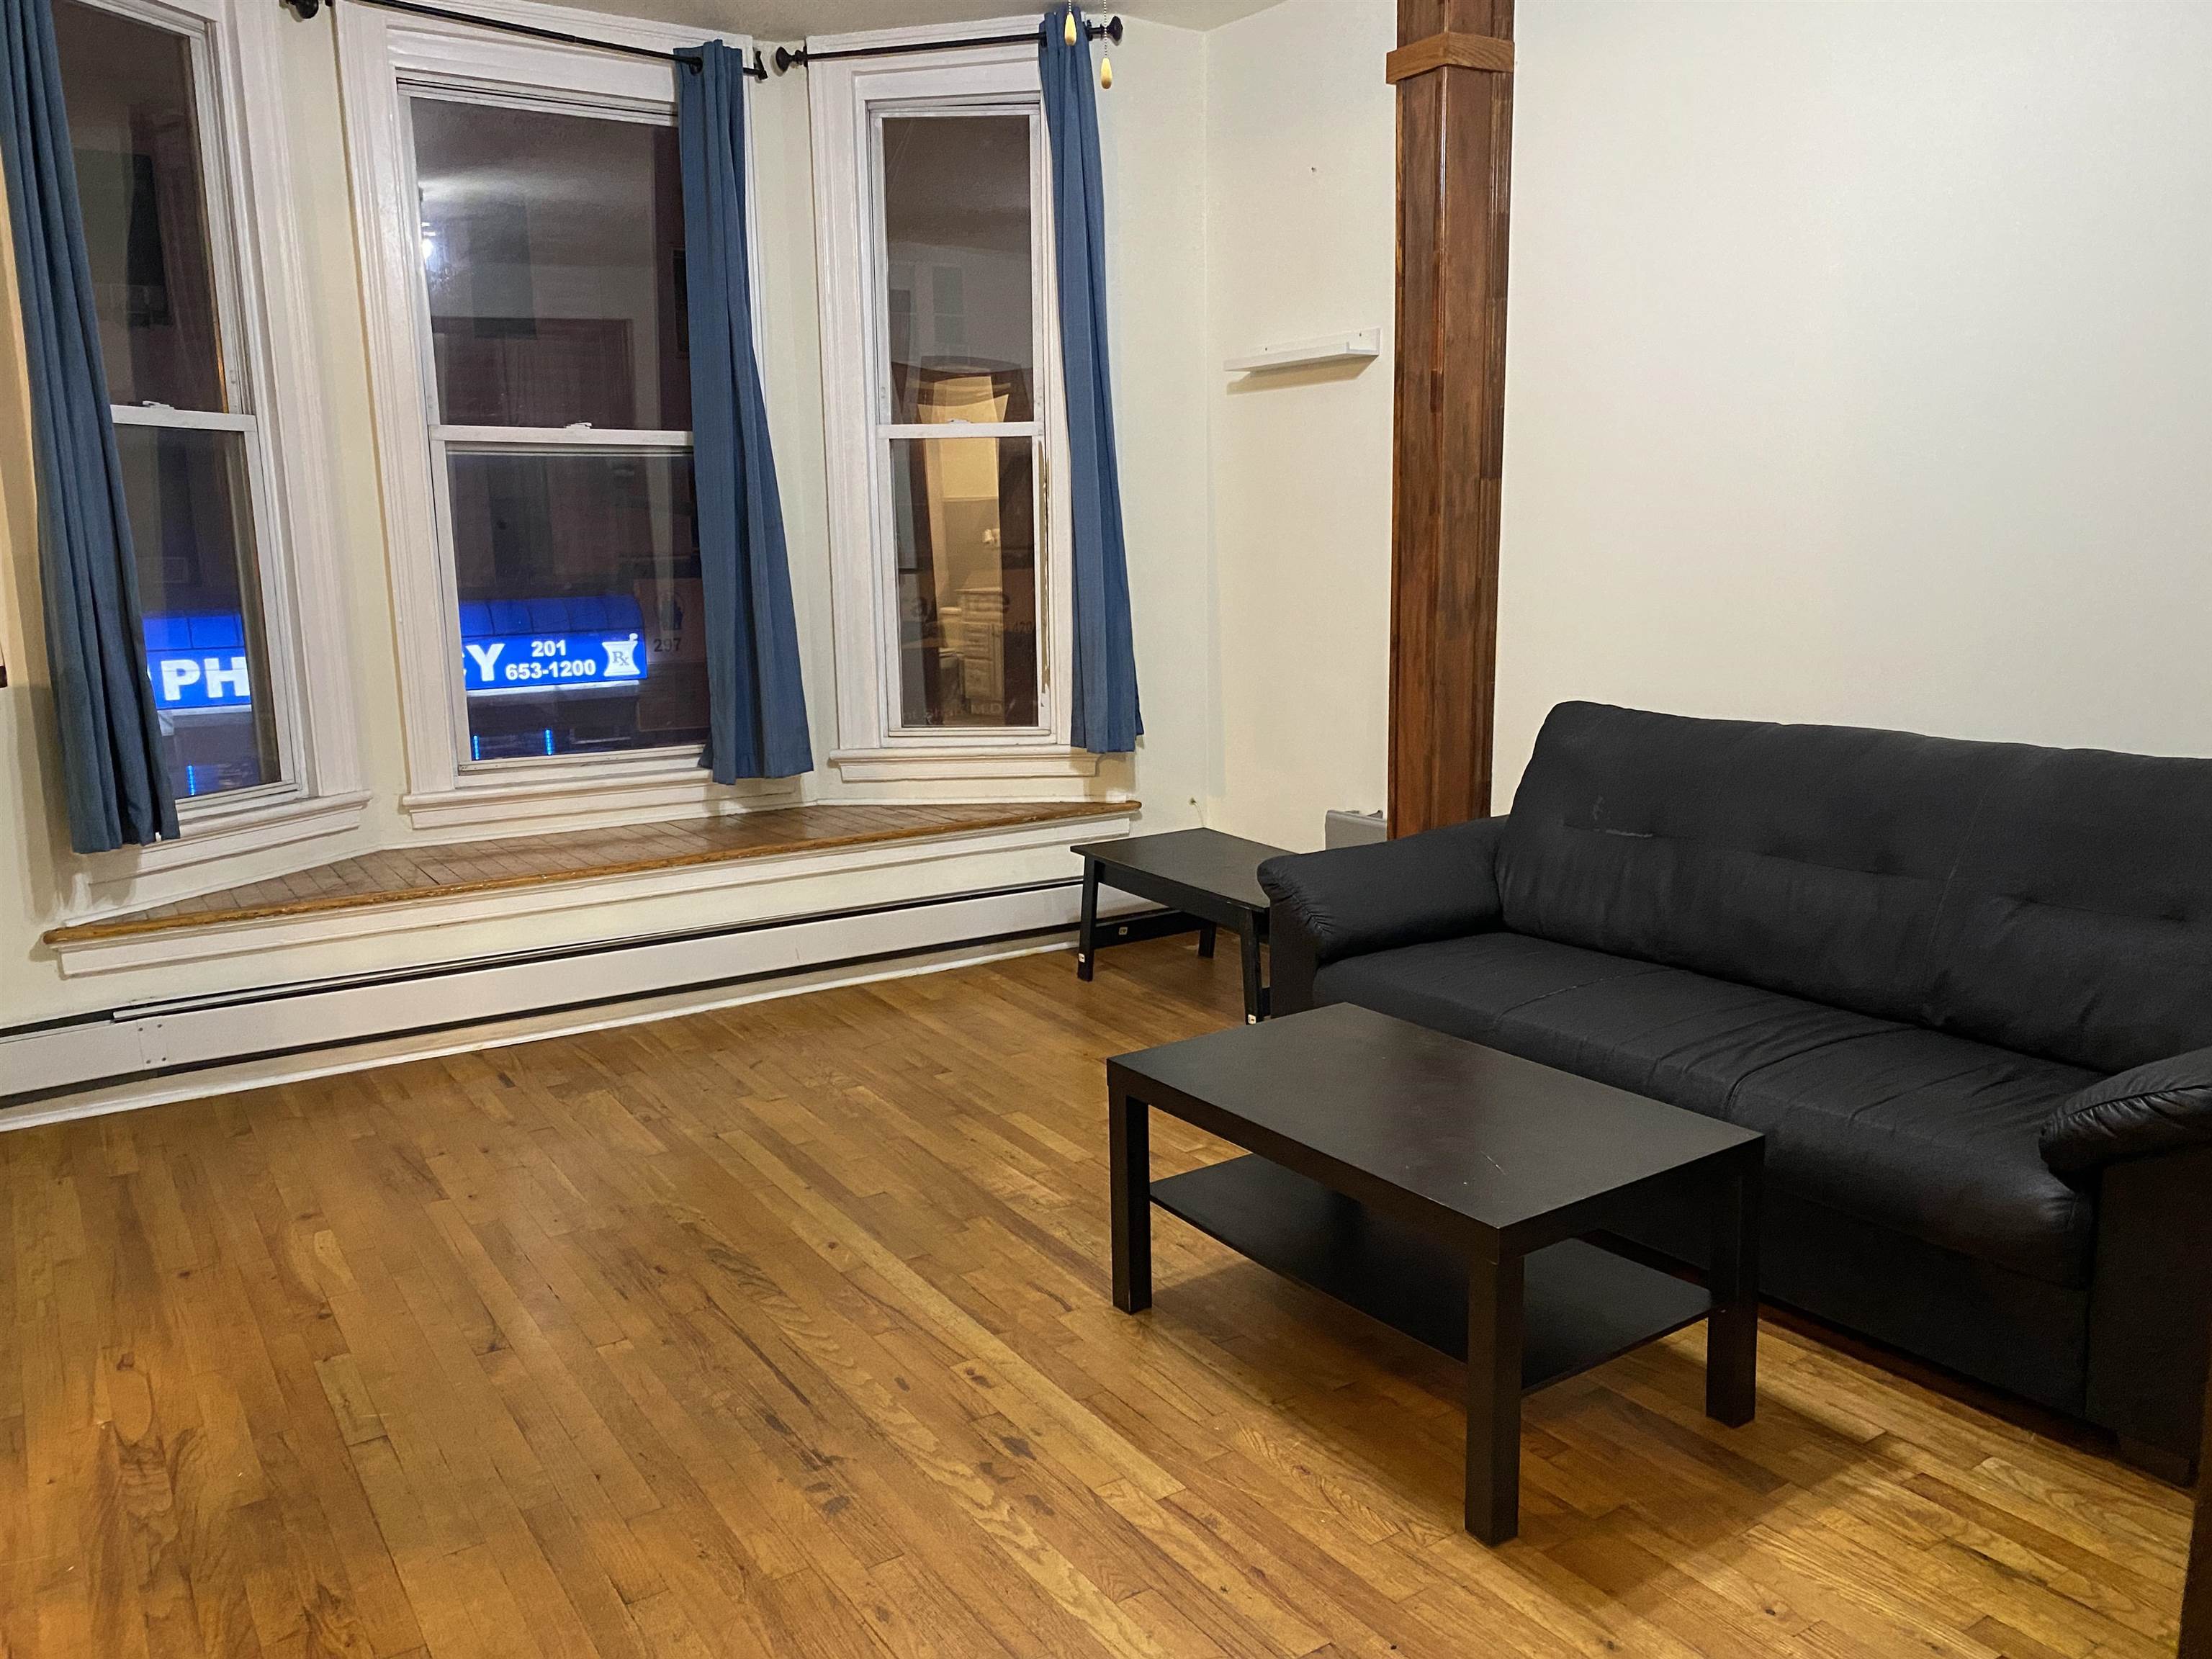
[53,0,225,411]
[413,99,688,431]
[879,115,1033,426]
[122,426,279,799]
[889,436,1038,729]
[448,449,708,760]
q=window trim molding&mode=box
[336,0,766,832]
[808,21,1084,784]
[64,0,367,894]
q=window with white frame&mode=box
[811,27,1086,782]
[50,0,360,858]
[340,2,764,830]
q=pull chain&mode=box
[1061,5,1114,89]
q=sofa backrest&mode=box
[1498,702,2212,1074]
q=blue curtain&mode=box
[676,42,811,782]
[0,0,175,850]
[1039,5,1141,754]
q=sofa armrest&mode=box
[1259,817,1509,1016]
[2041,1043,2212,1181]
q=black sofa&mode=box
[1259,701,2212,1478]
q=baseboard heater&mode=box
[1,877,1153,1112]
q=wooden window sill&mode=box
[42,798,1138,975]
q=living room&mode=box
[1,0,2207,1654]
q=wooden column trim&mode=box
[1385,31,1514,84]
[1387,0,1514,837]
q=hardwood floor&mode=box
[0,939,2187,1658]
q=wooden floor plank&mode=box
[0,938,2188,1658]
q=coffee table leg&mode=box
[1237,915,1265,1024]
[1077,858,1100,982]
[1706,1146,1762,1426]
[1110,1089,1151,1313]
[1465,1248,1524,1544]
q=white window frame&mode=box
[337,0,782,833]
[66,0,366,899]
[809,19,1092,784]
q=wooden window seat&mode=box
[44,799,1133,951]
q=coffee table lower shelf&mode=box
[1151,1155,1714,1391]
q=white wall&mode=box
[1100,20,1215,831]
[1202,0,1397,850]
[1495,0,2212,803]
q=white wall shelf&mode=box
[1223,328,1381,376]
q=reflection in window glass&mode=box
[117,426,279,799]
[446,449,709,760]
[880,115,1033,426]
[413,98,689,431]
[54,0,224,410]
[889,436,1038,729]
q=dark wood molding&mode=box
[1385,30,1514,83]
[1387,0,1514,837]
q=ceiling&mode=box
[583,0,1284,42]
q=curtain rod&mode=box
[773,16,1122,75]
[282,0,770,78]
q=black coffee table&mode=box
[1106,1003,1763,1544]
[1073,829,1290,1023]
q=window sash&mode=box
[72,0,256,417]
[873,431,1051,739]
[398,79,709,777]
[864,97,1057,743]
[424,430,701,773]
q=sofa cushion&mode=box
[1316,932,2098,1287]
[1499,701,2212,1074]
[1930,747,2212,1074]
[1496,702,2001,1030]
[1722,1027,2097,1289]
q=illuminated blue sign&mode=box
[457,596,649,696]
[143,614,253,711]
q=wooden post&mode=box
[1386,0,1514,837]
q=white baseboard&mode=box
[0,881,1156,1128]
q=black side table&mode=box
[1072,828,1290,1023]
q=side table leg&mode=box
[1706,1146,1762,1426]
[1110,1089,1151,1313]
[1077,858,1100,982]
[1466,1248,1524,1543]
[1197,921,1217,959]
[1238,916,1265,1024]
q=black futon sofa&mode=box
[1259,702,2212,1478]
